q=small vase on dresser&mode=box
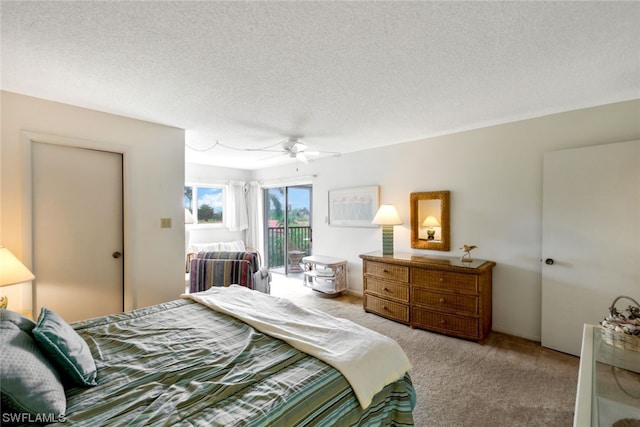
[359,251,496,341]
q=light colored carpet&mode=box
[271,274,579,427]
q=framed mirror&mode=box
[410,191,450,251]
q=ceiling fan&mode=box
[244,137,341,163]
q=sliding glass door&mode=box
[264,185,312,275]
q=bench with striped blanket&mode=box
[189,251,270,293]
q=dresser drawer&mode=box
[412,307,479,339]
[412,288,478,315]
[364,294,409,323]
[411,268,478,293]
[364,261,409,283]
[365,277,409,302]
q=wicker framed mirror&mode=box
[410,191,450,251]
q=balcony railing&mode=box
[266,226,311,268]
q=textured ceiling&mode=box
[1,1,639,170]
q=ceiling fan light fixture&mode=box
[287,139,307,153]
[242,135,340,164]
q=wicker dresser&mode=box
[359,251,496,341]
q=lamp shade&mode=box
[0,246,35,287]
[184,208,196,224]
[372,205,402,226]
[422,215,440,227]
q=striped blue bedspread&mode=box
[57,299,415,426]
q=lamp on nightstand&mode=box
[0,246,35,309]
[372,205,402,255]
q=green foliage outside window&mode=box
[184,185,224,224]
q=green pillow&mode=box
[33,308,97,386]
[0,321,66,418]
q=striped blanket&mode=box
[189,251,260,292]
[57,299,416,426]
[185,285,413,409]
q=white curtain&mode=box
[246,181,264,257]
[226,181,248,231]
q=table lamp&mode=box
[0,246,35,309]
[422,215,440,240]
[372,205,402,255]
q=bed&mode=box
[1,286,415,426]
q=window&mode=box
[184,185,224,225]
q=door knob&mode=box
[544,258,554,265]
[112,251,122,259]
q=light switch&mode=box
[160,218,172,228]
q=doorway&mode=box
[541,140,639,356]
[264,185,312,275]
[32,142,124,322]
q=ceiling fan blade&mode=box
[296,152,309,163]
[291,142,308,153]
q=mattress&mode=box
[58,298,415,426]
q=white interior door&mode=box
[541,140,640,356]
[33,142,124,322]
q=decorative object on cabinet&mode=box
[460,245,477,262]
[360,251,495,341]
[302,255,348,296]
[410,191,450,251]
[600,295,640,352]
[372,205,403,255]
[0,246,36,309]
[328,185,379,227]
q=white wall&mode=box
[253,100,640,341]
[0,91,186,316]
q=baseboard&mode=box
[491,326,541,343]
[345,289,363,298]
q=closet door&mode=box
[541,140,639,356]
[33,142,124,322]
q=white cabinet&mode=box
[302,255,347,296]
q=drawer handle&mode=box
[383,305,389,311]
[383,269,389,273]
[439,277,446,283]
[439,298,445,303]
[439,319,446,325]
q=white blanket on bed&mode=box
[182,285,412,409]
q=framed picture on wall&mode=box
[328,185,380,227]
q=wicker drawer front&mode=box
[364,294,409,323]
[412,307,479,339]
[412,268,477,293]
[364,261,409,283]
[365,277,409,302]
[413,288,478,315]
